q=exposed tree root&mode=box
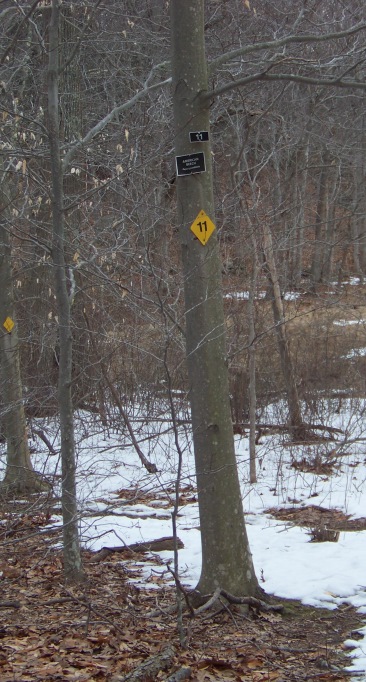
[191,587,283,615]
[0,471,51,496]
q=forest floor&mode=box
[1,504,365,682]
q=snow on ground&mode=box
[224,290,301,301]
[334,319,365,326]
[1,399,366,677]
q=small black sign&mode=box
[176,152,206,176]
[189,131,209,143]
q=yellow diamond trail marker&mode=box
[3,316,15,333]
[190,210,216,245]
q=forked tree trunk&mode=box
[171,0,259,599]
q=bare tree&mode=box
[171,0,259,600]
[3,0,366,596]
[47,0,83,583]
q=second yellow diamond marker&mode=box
[190,210,216,246]
[3,316,15,333]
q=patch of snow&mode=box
[342,348,366,359]
[2,399,366,677]
[334,319,365,326]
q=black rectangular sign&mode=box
[189,131,209,143]
[176,152,206,176]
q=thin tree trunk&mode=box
[248,234,258,484]
[292,139,310,287]
[0,162,48,494]
[47,0,83,583]
[262,222,305,440]
[311,150,330,286]
[352,165,363,280]
[352,118,366,280]
[171,0,259,599]
[322,160,339,282]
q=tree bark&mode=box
[171,0,259,598]
[248,241,258,484]
[292,138,310,288]
[0,162,48,494]
[262,221,305,440]
[311,149,330,286]
[47,0,83,583]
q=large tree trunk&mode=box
[171,0,259,599]
[47,0,83,583]
[0,162,48,494]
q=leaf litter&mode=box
[1,402,366,680]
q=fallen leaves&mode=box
[0,505,364,682]
[267,504,366,532]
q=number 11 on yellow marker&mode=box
[190,210,216,245]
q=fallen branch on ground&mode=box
[89,536,184,562]
[111,645,176,682]
[0,600,20,609]
[166,667,192,682]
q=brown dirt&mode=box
[0,506,365,681]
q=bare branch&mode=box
[208,21,366,76]
[62,76,171,170]
[0,0,42,67]
[59,0,103,75]
[204,70,366,101]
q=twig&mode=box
[162,335,187,646]
[33,428,58,456]
[82,310,157,473]
[62,588,125,636]
[166,564,195,617]
[0,600,20,609]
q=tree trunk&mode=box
[262,221,305,440]
[351,119,366,281]
[292,139,310,288]
[171,0,259,599]
[0,162,48,494]
[47,0,83,583]
[310,150,330,286]
[248,236,258,484]
[322,160,339,282]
